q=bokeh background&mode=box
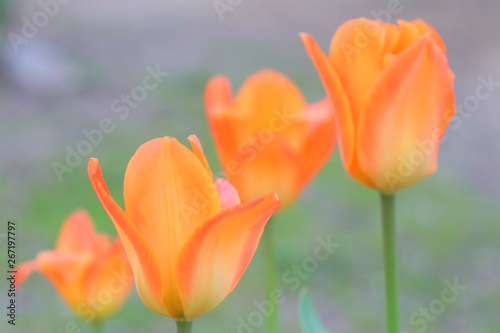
[1,0,499,332]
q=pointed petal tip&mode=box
[187,135,202,149]
[265,192,282,211]
[299,32,310,40]
[205,75,233,112]
[300,32,314,45]
[176,190,281,319]
[160,136,178,146]
[15,260,37,289]
[208,74,230,82]
[88,158,99,175]
[72,208,89,217]
[300,33,328,63]
[187,135,213,175]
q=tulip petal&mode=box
[210,70,309,174]
[234,69,305,134]
[188,135,213,177]
[56,209,109,253]
[176,193,281,320]
[293,99,336,195]
[394,20,447,55]
[231,140,301,203]
[122,137,221,316]
[15,260,37,288]
[412,20,447,53]
[82,239,133,320]
[301,33,353,162]
[358,35,455,193]
[88,158,169,316]
[123,137,220,252]
[328,19,400,122]
[215,178,241,210]
[301,33,375,187]
[204,76,242,171]
[205,75,233,117]
[35,250,94,310]
[205,111,242,174]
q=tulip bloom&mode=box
[87,135,281,321]
[17,210,133,321]
[301,19,455,193]
[205,69,335,205]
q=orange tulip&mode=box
[204,69,335,205]
[17,209,133,321]
[301,19,455,193]
[87,135,281,320]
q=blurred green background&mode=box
[1,0,499,332]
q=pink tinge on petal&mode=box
[188,135,203,152]
[215,178,241,210]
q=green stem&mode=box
[90,320,103,333]
[262,218,279,333]
[380,193,400,333]
[176,320,192,333]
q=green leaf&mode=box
[298,288,331,333]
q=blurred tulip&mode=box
[301,19,455,193]
[17,209,133,322]
[205,69,336,206]
[87,135,281,321]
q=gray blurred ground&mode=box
[0,1,499,333]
